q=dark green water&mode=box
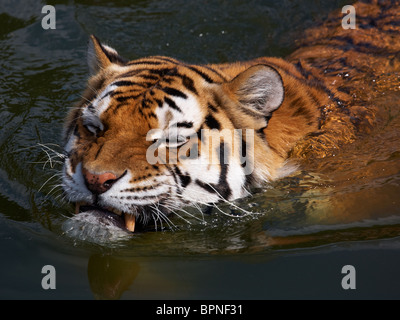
[1,0,400,300]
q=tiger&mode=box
[62,0,400,233]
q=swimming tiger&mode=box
[62,0,400,232]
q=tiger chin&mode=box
[62,1,397,233]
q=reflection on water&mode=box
[88,254,140,300]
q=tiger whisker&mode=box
[157,203,192,225]
[12,142,65,157]
[202,183,258,217]
[171,186,257,218]
[45,183,64,199]
[38,173,63,193]
[150,204,178,231]
[78,94,93,104]
[37,143,66,159]
[155,202,176,231]
[153,181,228,218]
[41,149,56,169]
[151,205,170,230]
[160,201,204,223]
[28,160,64,166]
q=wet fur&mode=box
[62,0,400,225]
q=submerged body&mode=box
[62,1,400,232]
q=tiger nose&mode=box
[82,167,118,194]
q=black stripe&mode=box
[164,97,182,112]
[264,60,324,108]
[208,103,218,113]
[73,125,80,139]
[147,111,157,119]
[63,123,76,145]
[205,114,221,130]
[211,92,224,111]
[141,98,150,109]
[160,77,173,84]
[195,180,217,194]
[216,142,231,199]
[136,74,159,81]
[110,84,147,97]
[196,126,205,145]
[99,91,113,101]
[336,86,355,95]
[288,96,305,109]
[292,105,313,121]
[138,107,145,117]
[131,56,224,83]
[154,98,163,108]
[111,103,129,114]
[127,60,163,66]
[240,136,255,185]
[200,64,227,81]
[149,67,178,78]
[310,39,397,57]
[102,82,140,100]
[194,143,232,199]
[116,94,142,102]
[165,164,178,185]
[162,87,188,99]
[292,61,348,109]
[112,80,135,87]
[321,59,365,76]
[256,127,266,139]
[240,137,247,168]
[123,194,166,201]
[181,75,198,95]
[110,90,136,98]
[173,166,192,188]
[331,35,386,54]
[186,66,215,83]
[119,68,149,78]
[94,143,104,160]
[174,121,193,128]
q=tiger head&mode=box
[62,35,285,232]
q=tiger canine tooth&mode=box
[124,214,136,232]
[75,202,84,214]
[75,202,89,214]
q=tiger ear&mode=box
[223,64,284,118]
[87,35,127,75]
